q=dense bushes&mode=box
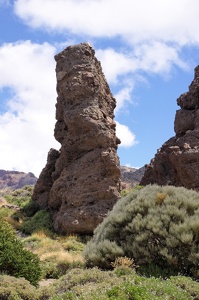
[0,220,41,286]
[84,185,199,278]
[21,210,53,235]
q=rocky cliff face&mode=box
[141,66,199,191]
[33,43,121,234]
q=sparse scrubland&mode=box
[1,185,199,299]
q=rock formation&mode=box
[141,66,199,191]
[32,43,121,234]
[0,170,37,191]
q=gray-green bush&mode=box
[84,185,199,278]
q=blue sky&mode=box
[0,0,199,177]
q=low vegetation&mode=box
[84,185,199,279]
[1,269,199,299]
[3,185,34,208]
[0,220,41,286]
[0,185,199,299]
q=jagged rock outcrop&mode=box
[0,170,37,191]
[141,66,199,191]
[33,43,121,234]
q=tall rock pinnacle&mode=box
[32,43,121,234]
[141,66,199,191]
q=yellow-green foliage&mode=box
[120,185,144,197]
[155,192,167,205]
[111,256,136,269]
[23,232,85,279]
[84,185,199,278]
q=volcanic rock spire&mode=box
[32,43,121,234]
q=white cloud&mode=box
[12,0,197,117]
[96,48,137,84]
[0,41,60,176]
[134,42,188,75]
[114,85,134,113]
[95,43,188,113]
[1,0,198,174]
[96,43,188,83]
[115,121,138,148]
[0,40,138,176]
[14,0,199,46]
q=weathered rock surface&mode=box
[0,170,37,191]
[33,43,121,234]
[141,66,199,191]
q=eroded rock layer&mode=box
[33,43,121,234]
[141,66,199,191]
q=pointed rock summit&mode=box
[32,43,121,234]
[141,66,199,191]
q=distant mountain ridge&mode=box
[0,170,37,191]
[120,166,145,189]
[0,166,144,192]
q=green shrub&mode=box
[4,185,34,209]
[0,275,38,300]
[22,200,40,217]
[46,268,199,299]
[21,210,53,234]
[120,189,129,197]
[84,240,124,268]
[84,185,199,278]
[62,237,85,252]
[105,277,196,300]
[0,207,12,219]
[0,220,41,286]
[120,185,144,197]
[52,267,121,298]
[41,260,83,280]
